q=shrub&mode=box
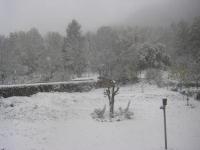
[171,87,178,92]
[91,101,134,122]
[145,69,163,87]
[117,101,133,120]
[91,105,106,119]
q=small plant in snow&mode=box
[91,101,133,122]
[117,101,134,120]
[91,104,106,119]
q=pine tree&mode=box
[189,16,200,58]
[63,20,87,78]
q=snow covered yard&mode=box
[0,83,200,150]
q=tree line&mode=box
[0,17,200,85]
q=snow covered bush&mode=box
[91,104,106,119]
[171,87,178,92]
[138,43,170,70]
[117,101,133,120]
[145,69,164,87]
[91,101,133,122]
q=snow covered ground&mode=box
[0,83,200,150]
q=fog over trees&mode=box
[1,1,200,150]
[0,0,200,85]
[0,16,200,85]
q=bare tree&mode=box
[104,80,119,118]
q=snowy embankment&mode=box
[0,83,200,150]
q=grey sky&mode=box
[0,0,200,35]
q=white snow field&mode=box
[0,83,200,150]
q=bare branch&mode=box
[105,87,111,102]
[114,87,120,95]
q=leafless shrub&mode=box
[91,104,106,119]
[118,101,133,120]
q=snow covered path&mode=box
[0,84,200,150]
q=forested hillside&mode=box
[0,17,200,85]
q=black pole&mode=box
[163,105,167,150]
[160,98,168,150]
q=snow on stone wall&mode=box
[0,80,96,98]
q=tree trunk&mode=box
[105,82,119,119]
[109,88,115,118]
[109,99,114,118]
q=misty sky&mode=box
[0,0,200,35]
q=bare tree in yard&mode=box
[104,79,119,118]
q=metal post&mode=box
[163,105,167,150]
[160,98,168,150]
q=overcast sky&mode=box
[0,0,200,35]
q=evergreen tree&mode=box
[189,16,200,58]
[175,20,189,56]
[63,20,87,78]
[36,32,64,81]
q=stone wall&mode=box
[0,80,96,98]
